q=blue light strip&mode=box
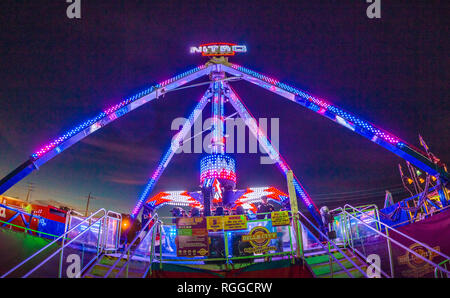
[32,65,208,159]
[222,64,448,180]
[0,65,212,197]
[228,64,402,145]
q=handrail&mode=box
[153,212,366,277]
[296,211,368,278]
[1,208,107,278]
[103,211,122,251]
[344,204,450,261]
[435,259,449,278]
[342,204,450,276]
[155,214,297,266]
[114,219,160,278]
[104,213,158,278]
[332,206,390,278]
[141,220,161,278]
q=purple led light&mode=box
[230,63,401,146]
[32,65,206,159]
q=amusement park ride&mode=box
[0,42,449,278]
[0,42,448,223]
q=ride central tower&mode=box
[200,64,236,211]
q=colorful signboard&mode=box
[241,226,277,254]
[175,217,209,257]
[271,211,290,226]
[206,216,224,231]
[223,215,248,231]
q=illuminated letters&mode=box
[190,43,247,56]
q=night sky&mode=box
[0,1,448,215]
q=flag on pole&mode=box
[384,190,394,208]
[398,164,404,177]
[418,134,429,152]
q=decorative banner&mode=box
[223,215,248,231]
[241,226,277,254]
[396,243,442,277]
[175,217,209,257]
[271,211,290,226]
[390,210,450,278]
[207,216,224,231]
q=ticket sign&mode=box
[206,216,224,231]
[176,217,206,230]
[223,215,248,231]
[175,217,209,257]
[271,211,290,226]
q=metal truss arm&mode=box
[221,64,448,182]
[0,65,213,195]
[131,87,212,216]
[224,83,322,225]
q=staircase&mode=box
[83,214,160,278]
[83,253,150,278]
[304,247,368,278]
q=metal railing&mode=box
[336,204,450,277]
[67,210,122,252]
[1,208,106,278]
[140,221,161,278]
[101,211,122,252]
[155,212,297,268]
[103,213,159,278]
[151,211,367,278]
[1,208,122,278]
[296,211,368,278]
[332,206,389,277]
[435,259,449,278]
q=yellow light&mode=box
[419,178,425,184]
[407,178,414,184]
[432,176,437,181]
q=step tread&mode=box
[321,267,367,278]
[304,248,370,278]
[305,251,347,265]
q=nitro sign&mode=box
[190,43,247,56]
